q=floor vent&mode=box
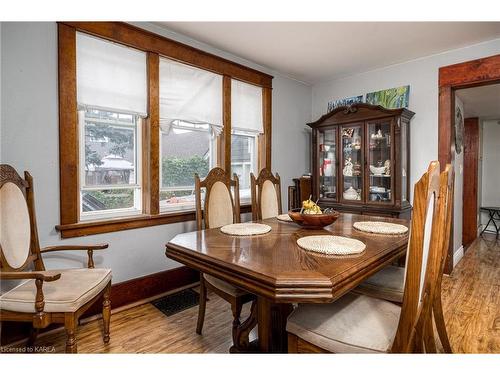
[151,289,200,317]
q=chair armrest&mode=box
[0,270,61,282]
[40,243,108,269]
[0,271,61,314]
[40,243,109,253]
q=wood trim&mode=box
[438,54,500,88]
[262,87,273,170]
[223,75,232,171]
[56,205,253,238]
[0,266,199,346]
[58,23,79,225]
[438,53,500,273]
[144,52,160,215]
[59,22,273,88]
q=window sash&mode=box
[78,110,143,220]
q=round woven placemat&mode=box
[220,223,272,236]
[276,213,293,222]
[353,221,409,235]
[296,235,366,255]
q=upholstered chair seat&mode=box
[286,293,401,353]
[0,268,112,313]
[203,274,247,297]
[354,265,405,303]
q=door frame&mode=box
[438,53,500,273]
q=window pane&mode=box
[83,108,137,187]
[82,188,135,212]
[231,132,257,201]
[160,122,214,211]
[80,108,141,217]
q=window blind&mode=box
[76,32,147,116]
[231,79,263,133]
[159,58,223,132]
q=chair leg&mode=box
[433,294,452,353]
[26,327,39,347]
[102,281,111,344]
[64,314,78,354]
[196,274,207,335]
[231,300,243,346]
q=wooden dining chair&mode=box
[194,167,255,350]
[0,164,111,353]
[353,164,454,352]
[287,161,451,353]
[250,169,282,221]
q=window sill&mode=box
[55,204,252,238]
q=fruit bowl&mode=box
[288,208,340,229]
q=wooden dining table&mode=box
[165,213,410,353]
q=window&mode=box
[57,22,273,237]
[160,121,216,212]
[79,108,142,220]
[231,80,264,200]
[76,32,147,221]
[231,131,258,202]
[159,58,222,212]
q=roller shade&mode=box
[231,80,263,133]
[159,58,222,131]
[76,32,147,116]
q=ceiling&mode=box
[456,84,500,120]
[156,22,500,84]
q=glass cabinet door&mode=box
[341,124,363,202]
[318,128,337,200]
[367,119,393,204]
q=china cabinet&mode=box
[308,103,414,218]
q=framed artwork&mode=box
[327,95,363,113]
[455,104,464,154]
[365,85,410,109]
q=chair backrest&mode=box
[250,169,282,221]
[391,161,444,352]
[194,167,240,230]
[0,165,44,272]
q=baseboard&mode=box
[0,266,199,346]
[453,245,464,268]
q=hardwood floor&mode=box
[16,235,500,353]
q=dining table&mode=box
[165,213,410,353]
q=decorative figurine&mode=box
[343,158,353,176]
[384,159,391,175]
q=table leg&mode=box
[480,210,495,236]
[257,296,293,353]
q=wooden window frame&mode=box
[56,22,273,238]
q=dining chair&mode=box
[194,167,256,350]
[250,168,282,221]
[287,161,450,353]
[353,164,454,352]
[0,164,111,353]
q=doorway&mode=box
[455,84,500,252]
[438,53,500,274]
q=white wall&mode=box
[480,120,500,226]
[311,37,500,255]
[0,22,312,283]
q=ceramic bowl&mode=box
[370,165,386,175]
[288,209,340,229]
